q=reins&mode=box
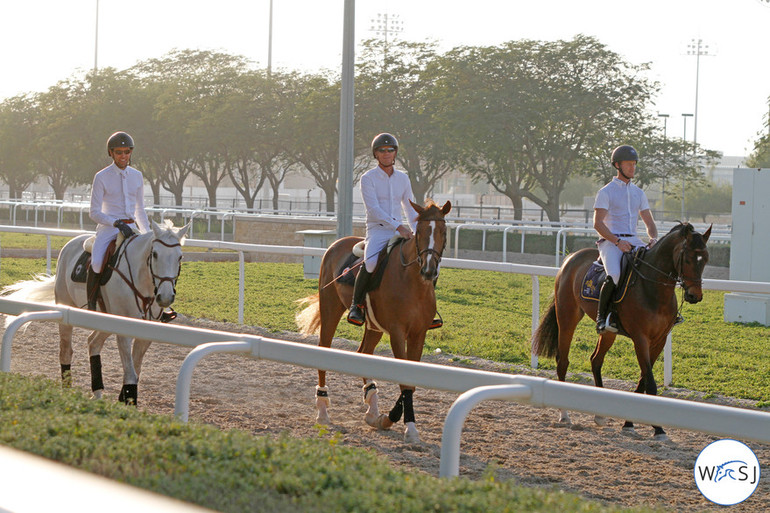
[108,234,182,320]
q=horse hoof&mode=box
[594,415,608,426]
[558,410,572,425]
[653,433,670,442]
[365,412,379,428]
[621,426,638,436]
[91,389,104,400]
[375,414,393,431]
[404,422,420,444]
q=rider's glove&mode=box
[113,220,135,238]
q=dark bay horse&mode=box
[296,200,451,443]
[532,222,711,439]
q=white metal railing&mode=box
[0,446,213,512]
[0,225,763,387]
[1,299,769,482]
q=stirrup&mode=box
[673,314,684,326]
[596,314,618,334]
[160,309,177,323]
[427,311,443,330]
[347,305,365,326]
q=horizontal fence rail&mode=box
[0,224,766,388]
[0,446,213,513]
[1,298,769,482]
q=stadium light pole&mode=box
[267,0,273,77]
[686,38,713,151]
[658,113,669,219]
[93,0,99,73]
[681,113,693,220]
[336,0,355,237]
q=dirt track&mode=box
[4,309,768,513]
[4,251,766,512]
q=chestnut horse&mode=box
[532,222,711,439]
[296,200,451,443]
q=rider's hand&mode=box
[647,238,658,248]
[616,239,632,253]
[396,225,413,239]
[114,220,135,238]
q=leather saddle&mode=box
[70,232,130,284]
[335,235,405,291]
[580,247,646,303]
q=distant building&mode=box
[705,155,747,185]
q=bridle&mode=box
[634,235,703,291]
[400,219,446,269]
[109,235,182,320]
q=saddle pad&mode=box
[71,251,91,283]
[579,249,642,303]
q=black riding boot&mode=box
[347,267,372,326]
[428,276,443,329]
[596,277,618,334]
[86,267,102,311]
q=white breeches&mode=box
[91,226,120,273]
[597,236,644,283]
[364,228,397,273]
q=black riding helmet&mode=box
[107,131,135,156]
[371,133,398,157]
[611,145,638,168]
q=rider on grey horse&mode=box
[88,131,175,322]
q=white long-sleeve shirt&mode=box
[359,165,418,233]
[89,163,150,233]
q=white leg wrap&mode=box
[315,385,331,425]
[558,409,572,425]
[315,385,331,407]
[404,422,420,443]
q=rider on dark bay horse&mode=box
[592,144,659,334]
[347,132,441,329]
[88,131,175,322]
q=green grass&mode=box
[0,373,661,513]
[4,256,769,406]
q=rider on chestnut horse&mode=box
[592,144,659,334]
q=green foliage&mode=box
[0,373,652,513]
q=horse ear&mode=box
[177,222,192,240]
[702,224,712,243]
[441,201,452,216]
[409,200,424,213]
[151,220,162,238]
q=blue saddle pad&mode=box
[580,248,644,303]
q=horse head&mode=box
[671,222,711,304]
[409,200,452,282]
[149,220,191,307]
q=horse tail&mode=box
[531,296,559,359]
[295,293,321,335]
[2,274,56,304]
[2,274,57,327]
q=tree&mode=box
[356,40,455,204]
[435,36,663,221]
[285,73,341,213]
[746,97,770,168]
[0,95,40,198]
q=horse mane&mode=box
[658,222,693,245]
[417,200,444,221]
[153,219,188,246]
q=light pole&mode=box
[658,113,669,219]
[93,0,99,73]
[686,38,713,150]
[370,12,403,60]
[681,113,693,220]
[267,0,273,77]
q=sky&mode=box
[1,0,769,157]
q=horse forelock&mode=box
[417,202,445,222]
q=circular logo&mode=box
[694,439,760,505]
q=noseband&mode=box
[401,220,446,269]
[148,238,183,295]
[110,235,182,320]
